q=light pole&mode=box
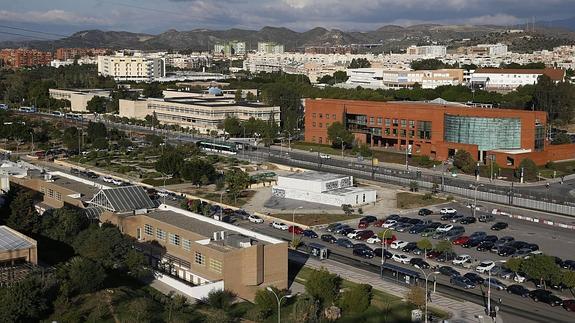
[266,287,294,323]
[416,268,440,323]
[162,173,173,205]
[292,206,303,245]
[336,136,344,159]
[29,131,34,153]
[487,260,506,317]
[380,228,392,276]
[469,184,483,219]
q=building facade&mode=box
[470,68,565,91]
[97,53,166,82]
[406,45,447,57]
[0,48,52,68]
[49,89,111,112]
[55,48,108,60]
[476,43,508,56]
[304,99,575,166]
[214,41,246,57]
[0,226,38,266]
[345,68,463,89]
[257,42,284,54]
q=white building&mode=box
[257,42,284,54]
[476,43,508,56]
[97,52,166,82]
[344,68,464,89]
[407,45,447,57]
[214,41,246,57]
[49,88,111,112]
[272,171,376,207]
[470,68,565,91]
[50,57,97,68]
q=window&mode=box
[332,114,336,119]
[183,239,191,252]
[392,129,398,136]
[377,117,383,125]
[409,120,415,128]
[195,252,205,265]
[169,233,181,246]
[369,117,374,124]
[156,228,166,240]
[392,119,398,126]
[210,259,223,273]
[312,113,316,118]
[401,119,407,127]
[385,128,391,135]
[319,123,323,128]
[385,118,391,126]
[144,224,153,236]
[326,123,330,128]
[312,122,316,127]
[410,130,415,138]
[319,113,323,118]
[312,136,316,142]
[319,137,323,144]
[401,129,406,137]
[326,114,330,119]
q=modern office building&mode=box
[257,42,285,54]
[304,98,575,167]
[119,93,280,134]
[49,88,111,112]
[345,68,463,89]
[406,45,447,57]
[273,171,376,206]
[214,41,246,57]
[470,68,565,91]
[97,52,166,82]
[0,48,52,68]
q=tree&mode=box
[181,159,217,186]
[304,268,341,306]
[417,239,433,257]
[504,257,523,273]
[155,150,185,176]
[234,89,242,102]
[126,297,155,323]
[434,240,452,253]
[520,254,561,287]
[0,276,53,323]
[406,286,426,310]
[86,96,109,113]
[410,59,453,70]
[62,126,79,151]
[338,284,372,314]
[353,143,372,157]
[7,189,40,233]
[341,204,354,216]
[64,257,106,295]
[453,150,476,174]
[145,113,160,128]
[292,293,319,323]
[202,289,235,311]
[561,270,575,289]
[86,122,107,141]
[409,181,419,192]
[41,207,90,244]
[552,133,572,145]
[348,58,371,69]
[327,122,354,148]
[254,287,279,318]
[519,158,538,179]
[142,82,164,98]
[224,168,250,203]
[220,116,242,137]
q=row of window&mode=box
[311,113,337,119]
[40,186,62,201]
[311,122,330,128]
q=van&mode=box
[478,214,495,222]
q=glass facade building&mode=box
[444,115,521,150]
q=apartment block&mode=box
[406,45,447,57]
[97,52,166,82]
[55,47,108,60]
[214,41,246,57]
[345,68,463,89]
[257,42,284,54]
[0,48,52,68]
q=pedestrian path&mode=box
[289,251,490,323]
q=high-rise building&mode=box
[476,43,508,56]
[0,48,52,68]
[214,41,246,56]
[406,45,447,57]
[257,42,284,54]
[97,52,165,82]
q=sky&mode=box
[0,0,573,40]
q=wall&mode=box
[155,272,224,300]
[119,99,149,119]
[273,186,376,206]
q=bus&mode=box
[197,141,237,155]
[65,113,83,121]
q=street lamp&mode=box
[380,228,392,276]
[416,268,440,323]
[292,206,303,244]
[162,173,173,205]
[469,184,484,219]
[29,131,34,153]
[336,136,344,159]
[487,260,506,317]
[266,287,294,323]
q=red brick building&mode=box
[55,48,108,60]
[0,48,52,68]
[304,98,575,167]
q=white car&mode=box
[102,176,113,183]
[382,219,397,228]
[436,224,454,232]
[272,222,289,230]
[513,273,526,283]
[440,207,457,215]
[157,190,169,197]
[390,240,409,250]
[366,236,382,244]
[392,254,412,264]
[319,153,331,159]
[248,215,264,224]
[475,261,496,273]
[112,179,124,186]
[453,255,471,266]
[347,230,362,239]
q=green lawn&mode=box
[272,213,361,226]
[396,192,445,209]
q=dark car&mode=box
[498,246,517,257]
[477,241,495,251]
[450,275,475,289]
[408,218,424,225]
[397,216,411,223]
[418,208,433,216]
[526,243,539,252]
[373,248,393,259]
[440,214,455,221]
[386,214,401,221]
[494,236,515,247]
[436,251,457,262]
[507,284,530,297]
[340,227,355,236]
[426,250,442,260]
[529,289,563,306]
[394,223,414,232]
[410,258,430,269]
[353,243,373,251]
[469,231,487,239]
[353,248,375,259]
[333,225,350,234]
[508,241,529,250]
[356,230,375,241]
[491,222,509,231]
[459,217,477,225]
[361,215,378,223]
[483,235,498,243]
[336,238,354,248]
[563,299,575,312]
[321,234,337,243]
[402,242,418,253]
[409,224,428,234]
[464,272,485,285]
[450,214,464,223]
[303,230,318,238]
[427,222,442,229]
[484,278,506,291]
[326,223,343,232]
[462,238,484,248]
[562,260,575,270]
[439,266,460,277]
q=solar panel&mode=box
[0,226,34,251]
[100,186,155,212]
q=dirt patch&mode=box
[272,213,361,226]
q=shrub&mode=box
[339,284,372,314]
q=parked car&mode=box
[452,236,470,245]
[353,243,372,251]
[513,273,526,283]
[462,237,483,248]
[392,254,412,264]
[460,217,477,225]
[497,246,517,257]
[421,228,437,237]
[499,268,514,279]
[409,224,429,234]
[476,261,496,273]
[436,224,454,232]
[477,241,495,252]
[357,230,375,241]
[426,250,442,260]
[401,242,418,253]
[437,252,457,262]
[390,240,409,250]
[303,230,318,238]
[450,214,464,223]
[494,236,515,247]
[562,299,575,312]
[383,220,398,228]
[366,235,382,244]
[439,266,460,277]
[339,228,355,236]
[507,284,530,297]
[529,289,563,306]
[453,254,472,265]
[373,248,393,259]
[562,260,575,271]
[444,228,465,240]
[373,219,386,227]
[395,223,414,233]
[440,214,455,221]
[386,214,401,221]
[464,272,485,285]
[418,208,433,216]
[112,178,124,186]
[336,238,354,248]
[334,225,352,234]
[410,258,430,269]
[469,231,487,239]
[513,248,533,258]
[440,207,457,215]
[271,222,289,230]
[484,278,506,291]
[450,275,476,289]
[248,215,264,223]
[289,226,304,235]
[353,248,375,259]
[526,243,539,252]
[321,234,337,243]
[478,214,495,222]
[432,231,447,240]
[102,176,113,183]
[491,222,509,231]
[360,215,378,223]
[326,223,343,232]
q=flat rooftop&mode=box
[0,226,35,252]
[49,174,102,201]
[280,171,348,182]
[325,186,376,196]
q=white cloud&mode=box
[0,10,109,25]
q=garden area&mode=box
[396,191,449,209]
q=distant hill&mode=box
[540,16,575,31]
[1,23,574,53]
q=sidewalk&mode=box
[289,251,490,323]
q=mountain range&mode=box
[1,23,574,53]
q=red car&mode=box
[563,299,575,312]
[357,230,375,240]
[288,226,304,235]
[452,236,470,245]
[373,219,386,227]
[358,220,370,229]
[382,235,397,246]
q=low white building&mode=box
[406,45,447,57]
[344,68,463,89]
[470,68,565,91]
[49,89,111,112]
[272,171,376,207]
